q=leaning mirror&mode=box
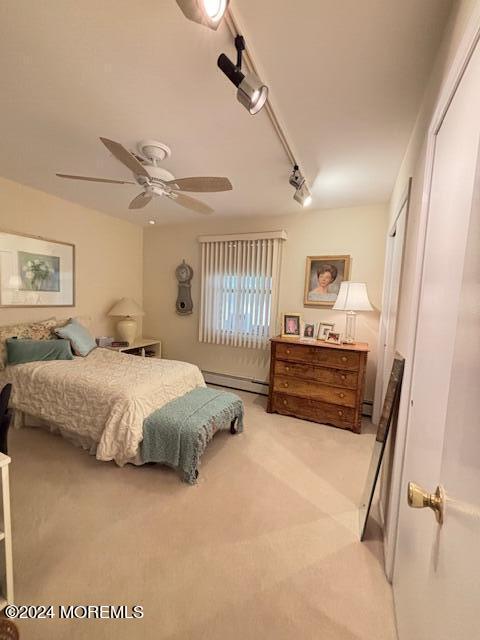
[359,354,405,540]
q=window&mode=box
[199,231,286,348]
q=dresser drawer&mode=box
[276,342,360,370]
[274,360,358,389]
[272,392,356,430]
[273,375,356,408]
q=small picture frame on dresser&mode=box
[300,322,316,343]
[281,313,301,338]
[325,330,342,344]
[317,322,335,341]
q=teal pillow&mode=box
[6,338,73,365]
[55,319,96,356]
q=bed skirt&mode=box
[13,410,144,465]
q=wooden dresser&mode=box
[267,336,368,433]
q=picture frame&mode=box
[300,322,317,343]
[317,322,335,341]
[360,355,405,540]
[325,330,342,344]
[304,255,351,308]
[0,230,75,307]
[281,313,301,338]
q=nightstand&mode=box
[107,338,162,358]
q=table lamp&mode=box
[333,282,373,344]
[107,297,145,345]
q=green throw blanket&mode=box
[141,388,244,484]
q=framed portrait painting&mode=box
[0,230,75,307]
[304,255,351,307]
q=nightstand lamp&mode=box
[108,297,145,346]
[333,282,373,344]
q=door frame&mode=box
[372,179,411,426]
[383,4,480,582]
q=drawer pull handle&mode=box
[339,393,345,399]
[283,382,289,388]
[341,356,347,362]
[338,410,344,417]
[341,375,346,381]
[285,366,290,372]
[283,399,288,406]
[286,349,291,355]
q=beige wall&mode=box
[143,204,388,400]
[380,0,478,541]
[0,177,143,335]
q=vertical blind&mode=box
[199,232,286,349]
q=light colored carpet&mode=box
[7,389,397,639]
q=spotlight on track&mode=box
[217,35,269,115]
[176,0,229,30]
[289,165,312,207]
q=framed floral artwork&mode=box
[0,230,75,307]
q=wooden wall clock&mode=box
[175,260,193,315]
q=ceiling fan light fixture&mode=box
[176,0,229,30]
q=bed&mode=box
[1,348,206,466]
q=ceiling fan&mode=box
[56,138,233,215]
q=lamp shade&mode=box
[333,282,373,312]
[108,297,145,317]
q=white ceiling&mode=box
[0,0,452,225]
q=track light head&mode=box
[294,181,312,207]
[290,165,312,207]
[217,36,269,115]
[289,165,304,190]
[176,0,229,30]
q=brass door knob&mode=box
[407,482,445,524]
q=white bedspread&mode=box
[2,348,205,465]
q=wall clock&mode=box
[175,259,193,315]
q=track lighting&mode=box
[176,0,229,30]
[294,182,312,207]
[217,35,269,115]
[290,165,312,207]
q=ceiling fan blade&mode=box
[166,177,232,192]
[168,192,213,215]
[56,173,135,185]
[99,137,150,178]
[129,192,153,210]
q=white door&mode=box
[394,36,480,640]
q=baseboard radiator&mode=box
[202,371,269,396]
[203,370,374,416]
